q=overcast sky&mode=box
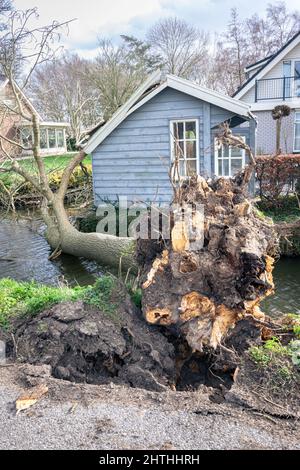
[13,0,300,57]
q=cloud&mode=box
[13,0,300,56]
[13,0,172,52]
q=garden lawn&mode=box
[0,154,91,187]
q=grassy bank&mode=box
[0,276,141,330]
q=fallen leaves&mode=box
[16,384,48,415]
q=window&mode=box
[20,127,33,149]
[283,61,291,98]
[294,112,300,152]
[56,129,64,148]
[294,61,300,98]
[40,129,48,149]
[170,119,198,177]
[215,137,246,177]
[48,129,56,148]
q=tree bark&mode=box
[44,198,136,272]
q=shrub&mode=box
[256,155,300,206]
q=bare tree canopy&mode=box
[90,37,156,121]
[209,2,300,95]
[30,53,101,145]
[147,16,209,80]
[0,0,12,29]
[0,8,71,86]
[24,1,300,127]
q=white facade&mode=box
[235,33,300,155]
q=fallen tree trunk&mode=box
[139,175,279,352]
[44,198,137,272]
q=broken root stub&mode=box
[140,175,278,352]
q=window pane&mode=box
[56,129,64,148]
[185,121,196,139]
[283,61,291,77]
[40,129,47,149]
[231,158,243,175]
[173,122,184,140]
[231,146,243,158]
[179,160,186,177]
[223,146,229,158]
[217,145,222,159]
[48,129,56,148]
[173,140,185,159]
[295,123,300,151]
[223,159,229,176]
[21,128,33,148]
[186,141,196,159]
[186,160,197,176]
[218,160,222,175]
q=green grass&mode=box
[0,275,126,330]
[0,154,91,186]
[83,276,118,319]
[249,336,300,367]
[0,278,87,329]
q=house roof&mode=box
[0,76,69,127]
[233,30,300,99]
[84,71,253,154]
[244,54,274,72]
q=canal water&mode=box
[0,216,104,287]
[0,215,299,317]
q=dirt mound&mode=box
[11,298,176,392]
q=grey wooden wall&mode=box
[92,87,253,205]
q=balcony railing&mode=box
[255,76,300,101]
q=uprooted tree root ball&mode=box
[139,175,279,352]
[4,173,299,407]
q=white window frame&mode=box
[282,60,300,98]
[294,111,300,153]
[20,127,66,151]
[170,119,200,177]
[214,136,246,178]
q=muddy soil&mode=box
[4,297,176,392]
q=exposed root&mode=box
[139,174,279,352]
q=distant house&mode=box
[85,71,256,205]
[234,31,300,155]
[0,75,69,158]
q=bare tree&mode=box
[266,1,300,50]
[30,53,101,146]
[90,38,152,121]
[209,1,300,94]
[0,8,135,270]
[0,0,12,30]
[147,17,209,80]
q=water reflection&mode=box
[0,217,103,286]
[262,257,300,318]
